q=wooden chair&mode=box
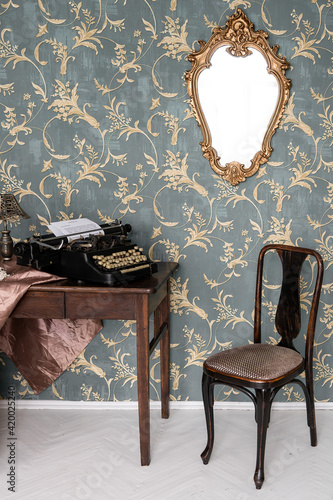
[201,244,324,489]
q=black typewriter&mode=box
[14,222,157,286]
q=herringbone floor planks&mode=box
[0,407,332,499]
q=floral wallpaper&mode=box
[0,0,332,404]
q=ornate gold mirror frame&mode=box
[185,9,291,185]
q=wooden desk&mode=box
[10,261,178,466]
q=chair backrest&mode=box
[254,244,324,355]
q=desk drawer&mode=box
[65,292,136,320]
[11,291,65,319]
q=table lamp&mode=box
[0,193,30,261]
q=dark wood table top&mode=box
[26,261,179,295]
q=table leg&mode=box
[160,283,170,419]
[136,294,150,466]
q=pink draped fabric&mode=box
[0,259,102,394]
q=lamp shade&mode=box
[0,194,30,261]
[0,193,30,222]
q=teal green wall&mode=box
[0,0,332,402]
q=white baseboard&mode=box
[0,400,332,411]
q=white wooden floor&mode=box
[1,406,332,500]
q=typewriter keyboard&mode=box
[91,245,149,273]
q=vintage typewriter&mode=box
[14,222,158,286]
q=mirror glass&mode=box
[197,46,279,169]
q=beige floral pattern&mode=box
[0,0,332,403]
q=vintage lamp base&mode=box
[1,229,13,261]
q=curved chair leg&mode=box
[254,389,271,489]
[294,375,317,446]
[306,370,317,447]
[201,372,215,465]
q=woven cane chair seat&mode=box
[204,343,303,382]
